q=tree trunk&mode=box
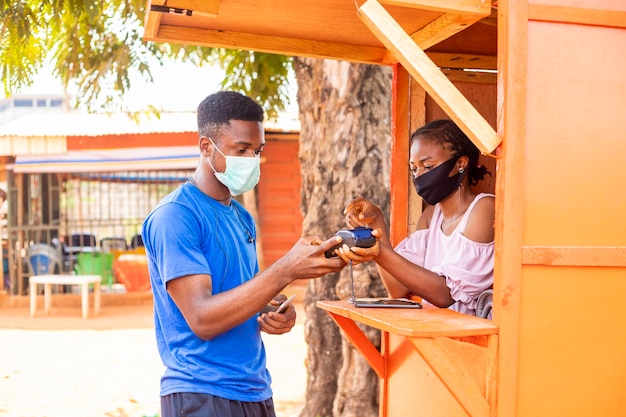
[293,57,392,417]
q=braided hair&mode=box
[410,119,490,186]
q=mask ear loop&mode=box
[457,157,467,216]
[205,137,223,174]
[206,153,219,174]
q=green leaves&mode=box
[0,0,48,95]
[1,0,293,116]
[2,0,164,111]
[211,49,293,122]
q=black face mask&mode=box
[412,156,466,205]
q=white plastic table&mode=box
[29,274,101,319]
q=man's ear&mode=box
[199,136,212,156]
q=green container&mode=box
[74,252,114,287]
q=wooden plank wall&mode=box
[256,137,303,268]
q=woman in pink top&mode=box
[337,119,495,317]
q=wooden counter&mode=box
[317,300,499,417]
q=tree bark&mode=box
[293,57,392,417]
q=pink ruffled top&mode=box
[394,193,494,316]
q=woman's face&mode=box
[409,137,457,179]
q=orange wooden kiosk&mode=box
[143,1,626,416]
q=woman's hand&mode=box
[344,197,385,229]
[336,228,382,265]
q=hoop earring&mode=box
[459,167,465,173]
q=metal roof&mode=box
[0,110,299,137]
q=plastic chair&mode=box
[130,234,144,249]
[51,237,73,272]
[74,252,115,288]
[26,243,61,276]
[101,237,129,262]
[113,253,150,292]
[70,233,97,250]
[100,237,128,252]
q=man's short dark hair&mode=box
[197,91,264,139]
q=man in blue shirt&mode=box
[142,91,345,417]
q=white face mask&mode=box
[207,138,261,196]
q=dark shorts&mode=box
[161,392,276,417]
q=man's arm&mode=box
[167,235,345,340]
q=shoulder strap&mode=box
[457,193,494,232]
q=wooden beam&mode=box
[411,337,491,417]
[328,313,385,378]
[408,12,490,51]
[494,0,528,415]
[383,50,498,70]
[529,4,626,29]
[143,10,161,40]
[358,0,502,153]
[441,68,497,84]
[146,25,389,65]
[150,0,221,17]
[522,246,626,267]
[485,335,498,416]
[428,52,497,70]
[389,64,410,247]
[381,0,491,16]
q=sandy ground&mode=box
[0,294,308,417]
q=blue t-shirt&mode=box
[141,182,271,401]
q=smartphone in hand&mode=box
[274,295,296,314]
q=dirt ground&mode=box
[0,289,308,417]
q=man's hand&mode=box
[272,235,346,282]
[258,295,296,334]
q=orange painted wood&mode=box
[494,1,528,415]
[522,246,626,267]
[389,64,410,247]
[379,332,390,417]
[151,0,221,16]
[358,0,501,154]
[144,0,496,65]
[326,312,385,378]
[143,5,161,39]
[407,12,492,51]
[382,0,492,16]
[425,81,498,196]
[407,78,426,235]
[485,334,498,416]
[317,300,498,338]
[320,300,498,417]
[385,333,468,416]
[506,1,626,415]
[153,25,389,66]
[256,140,303,268]
[67,132,198,150]
[529,4,626,28]
[410,337,490,417]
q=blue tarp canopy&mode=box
[13,146,198,173]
